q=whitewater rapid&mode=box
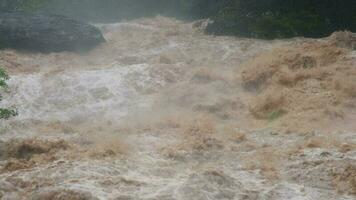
[0,16,355,200]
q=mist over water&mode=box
[40,0,197,22]
[0,15,355,200]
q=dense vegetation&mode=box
[0,68,17,120]
[200,0,356,38]
[1,0,356,38]
[0,0,48,11]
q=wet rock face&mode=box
[0,12,105,52]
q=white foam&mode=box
[1,64,149,122]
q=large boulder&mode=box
[0,12,105,52]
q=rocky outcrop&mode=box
[0,12,105,52]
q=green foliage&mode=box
[1,0,355,38]
[42,0,355,38]
[205,0,356,39]
[0,68,17,120]
[0,0,48,11]
[0,108,17,120]
[0,68,9,88]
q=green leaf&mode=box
[0,67,17,120]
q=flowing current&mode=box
[0,17,355,200]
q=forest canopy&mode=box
[1,0,355,39]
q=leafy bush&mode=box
[0,68,17,120]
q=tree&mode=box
[0,68,17,120]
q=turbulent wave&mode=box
[0,16,355,200]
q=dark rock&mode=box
[0,12,105,52]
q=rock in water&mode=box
[0,12,105,52]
